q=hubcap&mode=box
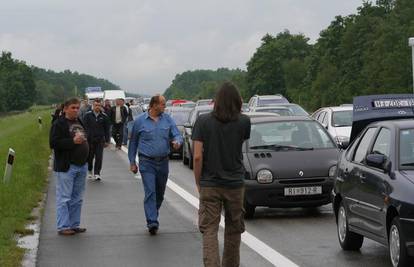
[390,225,400,267]
[338,206,347,242]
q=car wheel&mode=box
[244,200,255,219]
[337,201,363,250]
[389,217,412,267]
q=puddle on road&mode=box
[17,222,39,267]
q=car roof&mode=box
[250,115,312,124]
[369,119,414,129]
[193,105,214,111]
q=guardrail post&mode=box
[38,116,43,130]
[3,148,15,183]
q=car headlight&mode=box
[257,169,273,184]
[329,165,337,177]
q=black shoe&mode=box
[148,226,158,235]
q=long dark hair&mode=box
[212,82,242,122]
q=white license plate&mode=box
[284,186,322,196]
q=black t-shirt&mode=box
[67,119,89,166]
[191,112,251,188]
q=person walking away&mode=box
[110,98,128,149]
[128,95,182,235]
[79,99,91,123]
[122,101,134,145]
[83,99,110,181]
[49,97,89,236]
[192,82,251,267]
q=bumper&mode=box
[245,178,334,208]
[400,218,414,257]
[169,145,183,156]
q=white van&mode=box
[103,90,126,101]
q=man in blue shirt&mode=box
[128,95,182,235]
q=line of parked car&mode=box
[157,93,414,267]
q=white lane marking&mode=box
[167,180,298,267]
[119,142,298,267]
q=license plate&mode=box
[284,186,322,196]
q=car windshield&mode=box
[170,110,191,126]
[332,110,353,127]
[197,100,212,106]
[399,129,414,168]
[249,121,336,150]
[258,104,308,116]
[258,98,288,106]
[257,108,293,116]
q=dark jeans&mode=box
[87,140,104,175]
[138,158,169,228]
[112,123,124,147]
[199,186,245,267]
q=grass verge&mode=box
[0,107,52,267]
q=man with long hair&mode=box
[192,82,251,267]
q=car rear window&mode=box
[332,110,353,127]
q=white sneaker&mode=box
[94,174,101,181]
[88,171,93,179]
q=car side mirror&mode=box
[184,122,192,128]
[338,140,349,150]
[366,154,387,170]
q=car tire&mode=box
[389,217,413,267]
[244,200,255,219]
[337,201,363,250]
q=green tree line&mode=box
[0,51,121,112]
[165,0,414,111]
[164,68,249,100]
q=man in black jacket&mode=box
[110,98,128,149]
[49,97,89,236]
[83,99,110,181]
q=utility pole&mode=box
[408,38,414,94]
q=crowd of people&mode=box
[49,82,251,267]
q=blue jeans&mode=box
[139,158,169,228]
[123,121,134,145]
[55,164,87,231]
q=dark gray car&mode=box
[243,116,340,218]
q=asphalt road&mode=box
[167,157,392,267]
[37,148,393,267]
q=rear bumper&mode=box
[245,178,334,208]
[400,218,414,257]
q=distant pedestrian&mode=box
[103,99,112,118]
[128,95,183,235]
[192,82,251,267]
[79,99,91,123]
[110,98,128,149]
[52,103,64,123]
[83,99,110,181]
[49,97,89,236]
[122,102,134,145]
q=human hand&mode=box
[172,140,181,150]
[130,164,138,174]
[73,131,85,144]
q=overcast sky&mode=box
[0,0,363,95]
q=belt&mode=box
[138,153,168,162]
